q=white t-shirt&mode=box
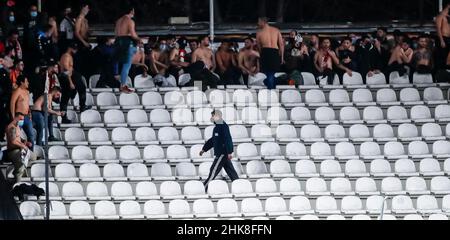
[60,18,74,40]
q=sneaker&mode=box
[80,105,92,113]
[120,85,134,94]
[61,118,72,124]
[48,136,60,142]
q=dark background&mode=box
[1,0,447,24]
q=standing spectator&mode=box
[215,41,241,85]
[74,3,92,79]
[436,3,450,70]
[190,36,220,91]
[37,24,59,63]
[9,75,35,150]
[2,10,18,37]
[23,4,46,75]
[59,43,90,123]
[129,42,149,83]
[238,37,261,85]
[96,36,120,88]
[48,16,59,48]
[314,37,352,85]
[59,6,75,53]
[4,29,22,61]
[31,86,63,145]
[0,57,12,141]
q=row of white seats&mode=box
[20,193,450,220]
[26,173,450,198]
[61,105,450,127]
[27,158,450,182]
[59,124,450,146]
[41,140,450,164]
[79,87,448,110]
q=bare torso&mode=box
[437,14,450,38]
[257,26,281,49]
[315,49,333,70]
[60,53,73,72]
[76,17,89,41]
[193,47,214,70]
[6,123,21,150]
[239,49,260,73]
[115,16,132,36]
[151,50,168,74]
[414,48,432,66]
[13,88,30,115]
[216,49,234,72]
[32,95,46,111]
[389,46,413,65]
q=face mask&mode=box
[18,120,25,128]
[9,16,15,22]
[31,11,38,18]
[0,64,4,69]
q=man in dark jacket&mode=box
[200,110,239,191]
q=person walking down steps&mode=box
[199,110,239,191]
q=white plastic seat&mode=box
[250,124,273,142]
[62,182,86,201]
[103,163,126,181]
[55,164,78,181]
[445,158,450,175]
[166,145,190,163]
[142,145,165,163]
[168,199,193,219]
[20,201,43,220]
[377,89,399,106]
[111,182,135,201]
[351,215,372,220]
[141,91,164,109]
[193,199,217,218]
[144,200,168,219]
[175,163,198,181]
[69,201,94,219]
[119,145,141,163]
[343,72,364,86]
[208,90,232,107]
[135,127,158,145]
[111,127,134,145]
[164,91,186,108]
[279,178,303,196]
[363,106,386,124]
[49,146,71,163]
[335,142,358,160]
[172,108,195,126]
[300,124,323,142]
[231,125,251,143]
[285,142,308,160]
[135,182,158,200]
[300,215,320,220]
[400,88,423,105]
[127,109,151,127]
[384,141,407,159]
[217,199,240,218]
[360,142,383,159]
[190,144,213,162]
[241,198,265,217]
[255,178,279,197]
[305,89,328,107]
[329,89,351,106]
[96,92,118,109]
[373,124,396,142]
[261,142,283,160]
[79,163,102,181]
[281,90,303,107]
[151,163,175,181]
[127,163,151,181]
[270,160,293,177]
[289,196,314,215]
[340,107,363,124]
[134,74,155,89]
[432,141,450,158]
[389,71,410,85]
[417,195,441,214]
[276,125,299,142]
[412,72,433,84]
[301,72,317,86]
[186,90,208,108]
[64,127,87,145]
[405,177,430,195]
[119,93,141,109]
[305,177,330,196]
[231,179,256,198]
[345,160,369,177]
[290,107,313,124]
[316,196,340,215]
[349,124,372,142]
[411,105,433,123]
[422,123,445,141]
[366,72,387,85]
[95,146,118,164]
[246,160,270,178]
[220,107,240,124]
[86,182,110,201]
[37,182,60,200]
[258,89,280,107]
[423,87,447,105]
[355,177,380,196]
[194,107,214,125]
[119,200,144,219]
[241,107,264,124]
[325,124,348,142]
[265,197,289,216]
[352,89,375,106]
[435,105,450,122]
[330,178,355,196]
[408,141,431,159]
[311,142,332,160]
[420,158,444,177]
[428,214,449,220]
[395,159,419,177]
[341,196,365,215]
[370,159,394,177]
[320,160,344,177]
[366,195,390,214]
[233,89,256,107]
[315,107,338,124]
[158,127,181,145]
[207,180,232,198]
[149,109,172,127]
[387,106,410,124]
[398,124,421,142]
[391,195,416,214]
[160,181,183,199]
[104,110,126,127]
[381,177,406,195]
[267,107,289,124]
[431,176,450,195]
[88,128,110,145]
[295,160,319,178]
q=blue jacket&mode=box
[202,121,233,157]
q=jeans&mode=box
[120,45,137,86]
[32,111,54,146]
[264,71,276,89]
[22,115,35,150]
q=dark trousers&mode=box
[219,67,242,85]
[190,62,220,91]
[263,71,276,89]
[60,71,87,113]
[32,111,54,146]
[319,68,338,85]
[203,154,239,190]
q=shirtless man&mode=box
[256,17,284,89]
[216,42,240,85]
[9,75,34,150]
[60,43,90,122]
[169,37,190,79]
[191,36,219,91]
[238,37,260,85]
[31,86,62,146]
[74,3,91,77]
[388,37,413,77]
[314,37,352,85]
[413,35,433,74]
[186,40,199,63]
[115,5,141,93]
[6,112,31,182]
[150,41,170,76]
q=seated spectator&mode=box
[96,36,120,88]
[413,35,433,75]
[6,112,36,183]
[215,41,241,85]
[238,37,261,85]
[190,36,220,91]
[168,37,190,79]
[9,75,35,150]
[59,43,91,123]
[4,29,22,61]
[0,57,13,140]
[336,37,358,72]
[314,37,352,85]
[387,36,413,77]
[31,86,63,145]
[150,40,175,87]
[284,33,312,83]
[358,35,386,82]
[185,39,199,63]
[130,42,149,84]
[10,59,24,88]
